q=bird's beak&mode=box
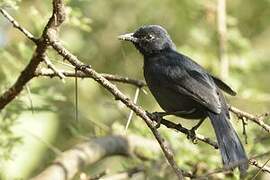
[118,33,138,43]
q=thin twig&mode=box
[229,106,270,133]
[35,69,146,87]
[251,158,270,180]
[43,56,65,81]
[0,8,38,43]
[197,157,270,179]
[249,159,270,174]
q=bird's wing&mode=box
[163,57,222,114]
[211,75,237,96]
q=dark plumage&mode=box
[118,25,248,174]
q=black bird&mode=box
[118,25,248,174]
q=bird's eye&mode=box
[145,34,155,40]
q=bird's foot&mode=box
[187,127,198,144]
[187,119,205,143]
[146,111,164,129]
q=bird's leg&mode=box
[147,111,182,128]
[191,118,205,132]
[187,118,205,142]
[147,109,196,129]
[146,111,166,128]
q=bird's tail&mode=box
[208,95,248,175]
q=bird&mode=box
[118,25,248,175]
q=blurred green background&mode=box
[0,0,269,179]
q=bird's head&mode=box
[118,25,175,56]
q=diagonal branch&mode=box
[0,43,45,110]
[42,56,66,80]
[0,8,38,43]
[49,40,185,179]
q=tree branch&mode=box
[35,69,146,87]
[42,57,66,80]
[0,0,66,110]
[154,117,218,148]
[197,156,270,179]
[0,8,38,43]
[31,136,130,180]
[31,135,193,180]
[229,106,270,132]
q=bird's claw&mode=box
[153,112,162,128]
[146,111,163,129]
[187,128,198,144]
